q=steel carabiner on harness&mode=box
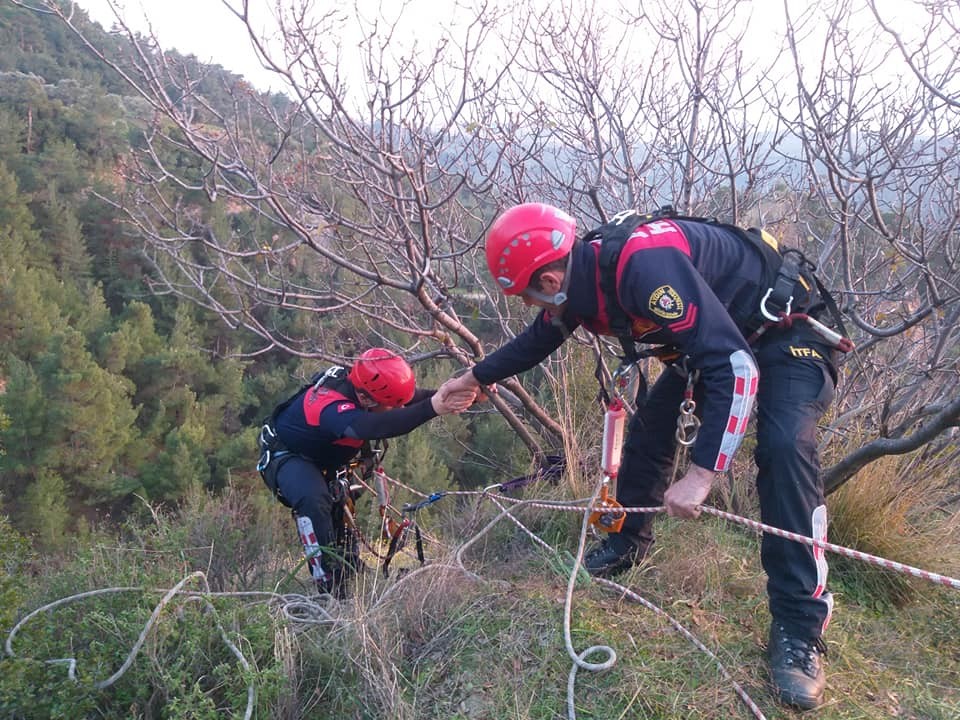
[665,372,702,488]
[760,287,793,322]
[257,420,279,473]
[675,372,701,447]
[676,397,700,446]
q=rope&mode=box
[697,506,960,591]
[467,493,617,720]
[3,572,349,718]
[472,489,765,719]
[592,576,767,720]
[434,487,960,592]
[561,482,618,720]
[10,472,957,718]
[372,473,960,716]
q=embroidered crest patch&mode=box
[648,285,684,320]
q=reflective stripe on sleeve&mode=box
[714,349,758,471]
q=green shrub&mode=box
[0,508,31,633]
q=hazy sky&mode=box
[76,0,496,92]
[78,0,283,90]
[75,0,922,96]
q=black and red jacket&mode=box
[472,217,786,472]
[273,376,437,473]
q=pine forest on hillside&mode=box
[0,1,958,718]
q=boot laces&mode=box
[776,626,825,677]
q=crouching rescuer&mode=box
[441,202,853,709]
[257,348,475,597]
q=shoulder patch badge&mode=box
[648,285,684,320]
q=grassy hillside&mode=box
[2,462,958,720]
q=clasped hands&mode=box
[431,371,490,415]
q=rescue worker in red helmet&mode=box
[446,202,841,710]
[257,348,475,596]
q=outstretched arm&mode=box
[335,385,473,442]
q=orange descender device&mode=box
[589,389,628,533]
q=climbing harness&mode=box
[256,365,352,492]
[259,412,424,584]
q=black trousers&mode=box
[616,324,837,640]
[262,455,337,580]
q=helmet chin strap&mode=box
[523,252,575,306]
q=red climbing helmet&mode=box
[348,348,416,407]
[485,203,577,295]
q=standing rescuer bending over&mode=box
[257,348,475,597]
[444,202,850,709]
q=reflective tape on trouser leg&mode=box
[296,514,327,581]
[811,505,834,634]
[753,331,835,638]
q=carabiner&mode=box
[760,288,793,322]
[675,397,700,446]
[608,361,638,403]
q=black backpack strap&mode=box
[594,209,675,362]
[592,206,687,407]
[262,365,348,431]
[257,365,352,501]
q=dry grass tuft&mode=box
[828,453,960,605]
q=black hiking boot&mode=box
[583,535,648,577]
[314,544,357,600]
[768,622,827,710]
[315,560,352,600]
[315,573,338,598]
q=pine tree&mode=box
[36,182,93,282]
[31,328,139,502]
[20,468,69,547]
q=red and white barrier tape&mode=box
[699,505,960,591]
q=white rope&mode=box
[435,482,960,592]
[14,470,951,719]
[471,489,763,719]
[561,480,617,720]
[2,572,351,719]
